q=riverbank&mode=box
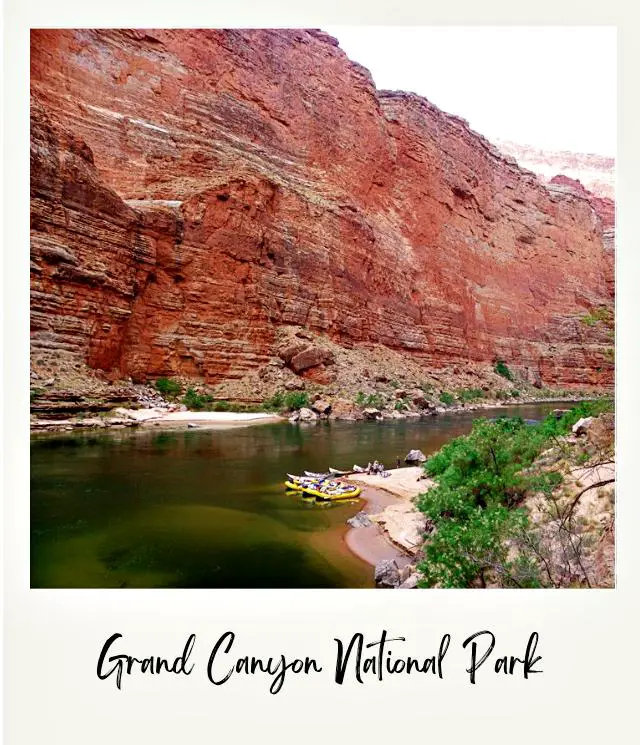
[31,348,610,433]
[30,408,283,433]
[343,467,433,587]
[30,393,608,434]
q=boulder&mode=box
[329,399,363,421]
[301,365,337,385]
[409,389,430,408]
[374,559,401,588]
[311,399,332,415]
[405,449,427,463]
[289,346,334,373]
[284,378,305,391]
[363,407,382,421]
[278,341,309,365]
[347,511,373,529]
[398,573,420,589]
[572,417,594,436]
[399,563,415,584]
[288,410,300,423]
[386,409,406,419]
[298,407,318,422]
[394,388,407,399]
[586,412,614,449]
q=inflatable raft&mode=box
[284,474,361,501]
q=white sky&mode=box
[325,27,616,157]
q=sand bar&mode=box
[112,407,283,427]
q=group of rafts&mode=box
[284,468,362,502]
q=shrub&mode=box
[510,390,520,398]
[439,392,455,406]
[494,360,513,380]
[155,377,182,399]
[283,391,309,411]
[419,505,529,588]
[416,400,614,588]
[580,307,613,327]
[262,391,285,411]
[182,387,214,411]
[457,388,484,403]
[394,398,409,411]
[355,391,385,409]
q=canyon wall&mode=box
[493,139,615,201]
[30,29,614,390]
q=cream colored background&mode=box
[3,1,639,742]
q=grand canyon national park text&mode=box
[97,630,543,693]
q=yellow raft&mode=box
[284,475,361,501]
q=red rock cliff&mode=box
[30,29,614,390]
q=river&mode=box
[31,402,565,589]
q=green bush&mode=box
[494,360,513,380]
[416,400,613,588]
[260,390,310,412]
[262,392,285,411]
[283,391,309,411]
[457,388,484,403]
[394,398,409,411]
[510,390,520,398]
[182,387,214,411]
[355,391,385,409]
[439,391,455,406]
[155,377,182,399]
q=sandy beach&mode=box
[344,467,433,573]
[119,408,283,428]
[347,466,433,499]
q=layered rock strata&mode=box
[30,29,614,391]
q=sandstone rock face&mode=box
[30,29,614,390]
[548,175,615,230]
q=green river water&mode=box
[31,403,563,589]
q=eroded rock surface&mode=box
[31,29,614,391]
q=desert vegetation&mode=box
[416,400,614,588]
